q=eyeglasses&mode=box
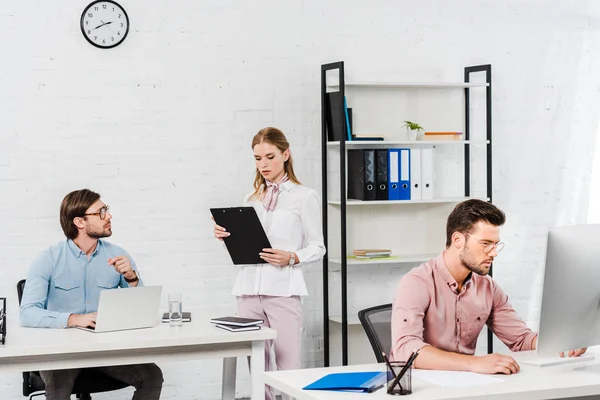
[83,205,110,220]
[465,232,505,254]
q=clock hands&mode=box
[93,20,114,30]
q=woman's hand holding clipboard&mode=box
[259,248,298,267]
[212,217,230,241]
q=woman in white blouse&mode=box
[214,126,326,400]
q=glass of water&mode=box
[168,293,183,327]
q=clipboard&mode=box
[210,206,272,265]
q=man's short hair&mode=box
[446,199,506,247]
[60,189,101,240]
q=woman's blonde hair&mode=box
[249,127,301,200]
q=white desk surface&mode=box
[265,347,600,400]
[0,319,276,373]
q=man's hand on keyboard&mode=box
[470,353,521,375]
[559,348,587,357]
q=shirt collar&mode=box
[280,180,295,192]
[435,253,473,290]
[435,253,459,290]
[67,239,102,258]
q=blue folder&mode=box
[303,371,387,393]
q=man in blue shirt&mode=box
[20,189,163,400]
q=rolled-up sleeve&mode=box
[488,282,537,351]
[20,251,70,329]
[391,274,431,361]
[294,190,326,264]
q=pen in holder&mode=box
[1,297,6,345]
[387,349,419,395]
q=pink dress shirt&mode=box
[391,254,537,362]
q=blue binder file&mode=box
[303,371,387,393]
[388,149,400,200]
[399,148,411,200]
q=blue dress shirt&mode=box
[20,239,143,329]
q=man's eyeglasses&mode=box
[83,205,110,220]
[465,232,505,254]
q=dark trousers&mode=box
[39,363,163,400]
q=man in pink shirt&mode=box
[391,199,586,374]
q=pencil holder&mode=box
[386,361,412,395]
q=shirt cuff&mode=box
[524,332,538,351]
[393,339,429,362]
[295,248,319,264]
[58,312,71,329]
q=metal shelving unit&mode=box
[320,61,493,366]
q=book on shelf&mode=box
[423,131,463,141]
[210,316,264,327]
[355,254,391,259]
[353,249,391,257]
[351,133,385,141]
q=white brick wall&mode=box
[1,0,599,398]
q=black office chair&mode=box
[358,303,393,363]
[17,279,130,400]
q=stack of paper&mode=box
[412,370,504,388]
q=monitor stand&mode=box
[520,354,595,367]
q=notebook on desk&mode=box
[77,286,162,333]
[210,316,263,327]
[162,312,192,323]
[303,371,387,393]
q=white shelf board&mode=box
[327,82,489,89]
[329,315,362,325]
[327,140,488,147]
[329,253,437,265]
[328,196,488,206]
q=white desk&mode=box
[0,321,276,400]
[265,348,600,400]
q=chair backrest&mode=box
[17,279,26,305]
[358,303,393,363]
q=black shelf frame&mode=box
[321,62,493,366]
[465,64,493,353]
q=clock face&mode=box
[80,0,129,49]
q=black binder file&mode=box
[348,149,377,201]
[325,91,346,142]
[210,207,272,265]
[376,149,388,200]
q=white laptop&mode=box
[77,286,162,333]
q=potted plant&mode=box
[402,120,424,141]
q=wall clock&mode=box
[80,0,129,49]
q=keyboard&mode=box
[520,354,595,367]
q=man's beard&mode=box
[87,225,112,239]
[459,246,490,276]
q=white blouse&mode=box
[232,181,326,297]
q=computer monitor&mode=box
[536,224,600,357]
